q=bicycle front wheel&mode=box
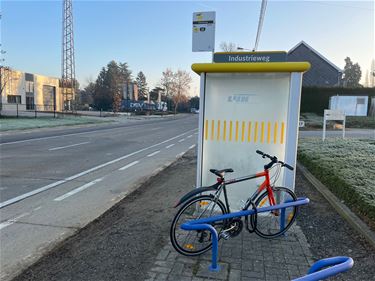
[251,186,298,238]
[170,195,227,256]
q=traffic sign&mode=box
[192,12,215,52]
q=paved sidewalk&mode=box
[147,223,313,281]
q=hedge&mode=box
[300,87,375,115]
[298,138,375,223]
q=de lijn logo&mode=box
[227,94,253,103]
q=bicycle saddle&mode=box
[209,168,234,177]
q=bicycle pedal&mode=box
[220,231,230,240]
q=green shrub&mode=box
[298,138,375,221]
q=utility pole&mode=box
[61,0,76,111]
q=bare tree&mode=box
[172,70,192,114]
[0,66,11,96]
[370,59,375,87]
[160,68,175,98]
[219,41,237,52]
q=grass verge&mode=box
[0,116,111,131]
[298,138,375,223]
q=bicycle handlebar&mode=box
[256,150,294,171]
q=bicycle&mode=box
[170,150,298,256]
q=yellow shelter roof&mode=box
[191,62,311,75]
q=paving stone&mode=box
[155,260,174,268]
[148,220,313,281]
[229,269,241,281]
[151,266,172,274]
[154,273,169,281]
[196,261,229,280]
[167,275,192,281]
[241,277,263,281]
[169,262,185,276]
[242,269,265,279]
[156,249,170,260]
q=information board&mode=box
[192,12,215,52]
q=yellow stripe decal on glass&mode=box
[281,122,285,144]
[267,122,271,144]
[223,120,227,141]
[261,122,265,143]
[241,121,245,142]
[235,121,239,142]
[254,122,258,143]
[247,122,252,142]
[205,120,208,140]
[229,121,233,141]
[211,120,215,141]
[274,122,278,144]
[217,120,221,141]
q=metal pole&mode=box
[35,104,37,118]
[16,103,18,118]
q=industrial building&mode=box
[0,67,63,112]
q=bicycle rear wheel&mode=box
[251,186,298,238]
[170,195,227,256]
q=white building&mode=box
[0,67,63,112]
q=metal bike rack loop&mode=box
[181,197,310,272]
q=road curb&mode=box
[297,161,375,249]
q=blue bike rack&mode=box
[292,256,354,281]
[181,197,310,272]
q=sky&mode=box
[1,0,374,95]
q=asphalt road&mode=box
[0,114,199,281]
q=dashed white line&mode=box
[194,132,198,135]
[0,221,14,230]
[187,135,193,138]
[147,150,160,157]
[189,144,196,149]
[49,142,90,151]
[0,212,30,230]
[54,178,104,201]
[178,139,185,142]
[0,128,196,209]
[119,161,139,171]
[166,144,175,149]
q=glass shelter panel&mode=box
[202,73,291,209]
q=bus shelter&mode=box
[193,61,310,209]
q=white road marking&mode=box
[0,221,14,230]
[187,135,193,138]
[166,144,175,149]
[0,212,29,230]
[49,142,89,151]
[194,132,198,135]
[147,150,160,157]
[0,129,196,209]
[0,121,198,146]
[54,178,103,201]
[119,161,139,171]
[189,144,196,149]
[178,139,185,142]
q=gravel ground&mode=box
[295,172,375,280]
[12,151,197,281]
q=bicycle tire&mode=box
[170,195,227,256]
[251,186,298,238]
